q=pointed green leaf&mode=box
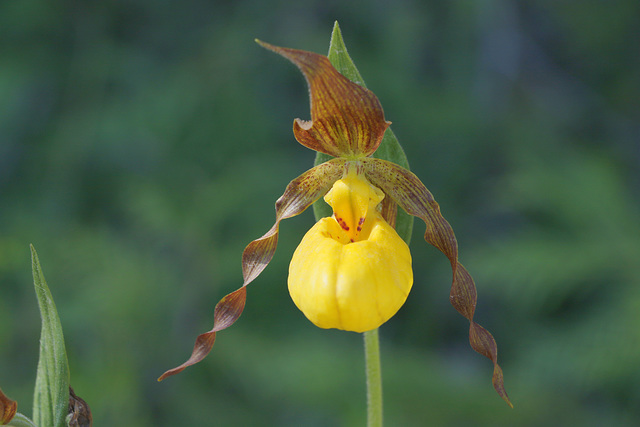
[326,22,366,87]
[30,245,70,427]
[314,22,414,244]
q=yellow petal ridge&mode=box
[288,164,413,332]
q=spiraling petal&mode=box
[257,40,390,158]
[362,157,512,407]
[159,158,346,380]
[0,387,17,425]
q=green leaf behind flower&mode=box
[314,22,414,244]
[30,245,70,427]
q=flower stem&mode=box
[364,328,383,427]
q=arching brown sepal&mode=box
[256,40,390,158]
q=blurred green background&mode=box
[1,1,639,425]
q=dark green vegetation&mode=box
[1,1,638,425]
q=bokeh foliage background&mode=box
[1,1,639,425]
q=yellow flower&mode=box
[160,32,511,408]
[289,165,412,332]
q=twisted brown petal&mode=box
[362,158,512,407]
[257,40,390,158]
[159,158,346,380]
[0,387,17,425]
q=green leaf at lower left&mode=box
[30,245,70,427]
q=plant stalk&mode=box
[364,328,383,427]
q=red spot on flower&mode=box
[336,217,350,231]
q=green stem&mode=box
[364,328,383,427]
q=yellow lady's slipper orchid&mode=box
[160,30,511,408]
[289,165,412,332]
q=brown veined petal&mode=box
[159,158,346,381]
[362,157,512,407]
[0,387,17,425]
[257,40,390,158]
